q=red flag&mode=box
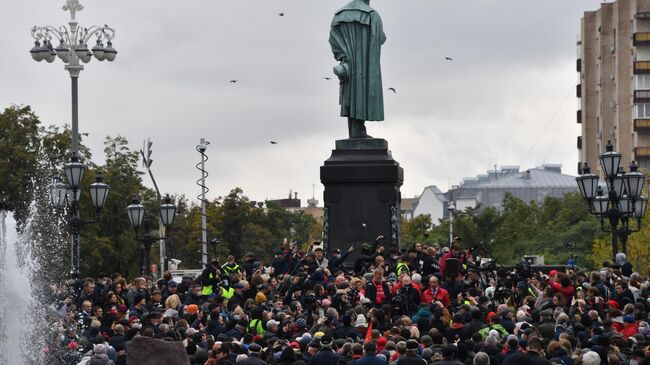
[364,320,373,343]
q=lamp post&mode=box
[49,173,110,277]
[127,195,176,277]
[448,201,455,247]
[577,141,648,260]
[34,0,117,278]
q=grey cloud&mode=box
[0,0,602,203]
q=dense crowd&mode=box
[40,237,650,365]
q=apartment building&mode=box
[578,0,650,175]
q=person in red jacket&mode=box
[620,315,639,338]
[421,275,450,308]
[438,242,464,277]
[547,273,574,305]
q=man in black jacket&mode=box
[354,236,384,274]
[309,335,339,365]
[365,268,391,308]
[502,337,550,365]
[328,244,354,272]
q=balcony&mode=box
[577,136,582,149]
[634,90,650,102]
[577,109,582,124]
[634,32,650,46]
[576,83,582,98]
[634,61,650,74]
[577,58,581,72]
[634,119,650,131]
[635,147,650,159]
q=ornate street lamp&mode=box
[577,141,647,259]
[159,194,176,230]
[126,195,176,276]
[126,196,145,230]
[33,0,116,278]
[49,177,68,208]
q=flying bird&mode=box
[323,77,332,80]
[387,87,396,93]
[278,12,285,16]
[445,57,454,61]
[229,80,237,83]
[270,141,278,145]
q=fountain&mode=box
[0,211,38,364]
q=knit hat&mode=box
[406,339,419,351]
[255,292,267,304]
[623,315,635,323]
[185,304,199,315]
[296,318,307,328]
[487,312,497,321]
[608,300,619,309]
[133,294,145,305]
[249,344,262,353]
[93,344,108,355]
[163,308,178,319]
[267,319,280,328]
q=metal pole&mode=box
[71,76,79,158]
[139,241,145,277]
[611,225,619,261]
[201,153,208,268]
[70,198,81,277]
[449,210,453,247]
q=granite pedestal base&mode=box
[320,138,403,266]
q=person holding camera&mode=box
[394,274,421,316]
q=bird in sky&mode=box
[323,77,332,80]
[278,12,285,16]
[270,141,278,145]
[230,80,237,83]
[445,57,454,61]
[388,87,396,93]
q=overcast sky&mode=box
[0,0,604,205]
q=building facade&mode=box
[446,165,579,212]
[578,0,650,176]
[411,186,449,224]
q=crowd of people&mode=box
[40,237,650,365]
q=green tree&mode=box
[0,105,41,227]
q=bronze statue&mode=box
[330,0,386,139]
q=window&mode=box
[635,103,650,118]
[635,74,650,90]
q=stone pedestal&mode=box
[320,138,403,265]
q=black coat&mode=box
[238,354,269,365]
[309,349,340,365]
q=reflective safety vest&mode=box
[202,273,215,296]
[222,263,240,276]
[396,262,410,276]
[221,287,234,300]
[248,318,265,335]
